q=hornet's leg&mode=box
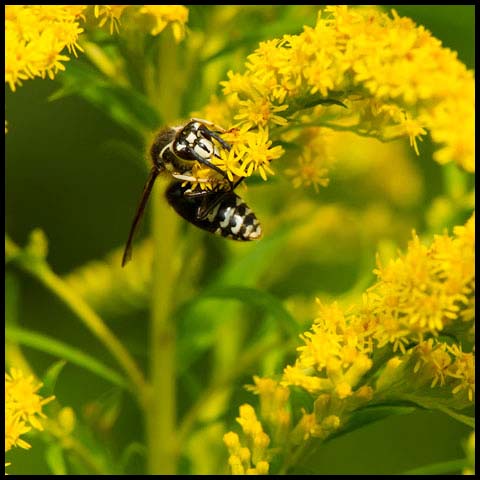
[197,123,232,152]
[183,145,230,179]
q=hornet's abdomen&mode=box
[165,182,262,240]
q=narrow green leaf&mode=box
[175,284,299,375]
[52,61,161,137]
[295,404,418,472]
[200,286,299,336]
[399,394,474,427]
[46,444,67,475]
[42,360,67,397]
[419,403,474,428]
[6,326,128,390]
[119,442,147,473]
[434,409,474,428]
[403,459,467,475]
[328,405,417,442]
[303,98,348,109]
[174,227,297,374]
[215,225,294,287]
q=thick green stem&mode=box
[145,30,183,475]
[146,179,179,475]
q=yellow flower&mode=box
[236,127,284,181]
[223,404,271,475]
[372,217,474,340]
[234,97,289,130]
[226,215,474,474]
[447,345,475,402]
[139,5,189,41]
[216,148,247,183]
[284,148,330,192]
[5,368,55,457]
[290,214,474,398]
[189,124,285,187]
[219,5,474,173]
[94,5,128,34]
[5,5,86,91]
[401,113,427,156]
[246,377,291,444]
[5,5,190,93]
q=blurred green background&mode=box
[5,5,474,474]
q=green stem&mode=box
[275,120,404,144]
[5,236,147,405]
[279,440,312,475]
[144,30,183,475]
[146,179,179,475]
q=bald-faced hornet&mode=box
[166,181,262,241]
[121,119,261,266]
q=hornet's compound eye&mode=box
[171,120,231,179]
[193,137,215,159]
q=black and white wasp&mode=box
[121,119,261,267]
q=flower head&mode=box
[216,5,474,184]
[225,214,474,474]
[5,5,86,91]
[5,368,55,456]
[94,5,128,34]
[6,5,190,93]
[139,5,189,41]
[223,404,272,475]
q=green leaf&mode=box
[329,404,417,442]
[119,442,147,473]
[283,93,348,118]
[175,284,299,376]
[46,444,67,475]
[174,226,297,376]
[303,98,348,109]
[52,61,161,138]
[403,459,467,475]
[214,224,295,287]
[400,394,475,428]
[42,360,67,397]
[193,286,299,335]
[6,326,128,390]
[434,409,474,428]
[294,404,418,473]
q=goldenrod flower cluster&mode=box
[139,6,188,41]
[287,213,474,402]
[5,369,55,468]
[225,214,474,474]
[5,5,190,92]
[370,220,475,348]
[93,5,128,34]
[207,5,474,192]
[5,5,86,91]
[186,124,285,191]
[223,404,271,475]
